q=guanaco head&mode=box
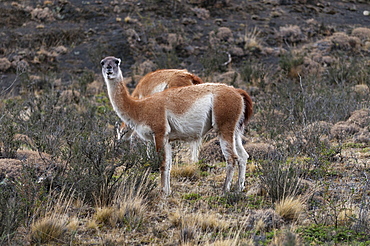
[100,56,122,80]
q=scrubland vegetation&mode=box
[1,0,369,245]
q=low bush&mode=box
[258,157,304,203]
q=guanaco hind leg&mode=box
[235,133,249,192]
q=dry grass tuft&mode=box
[188,212,228,232]
[275,196,304,221]
[94,207,115,225]
[177,211,229,245]
[200,213,228,232]
[67,216,79,231]
[113,197,146,229]
[255,218,266,232]
[86,220,98,231]
[247,161,258,173]
[94,198,146,229]
[169,209,183,227]
[204,225,241,246]
[244,27,263,51]
[329,32,361,51]
[171,163,200,180]
[30,214,68,244]
[338,208,355,226]
[171,209,229,242]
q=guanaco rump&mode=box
[117,68,204,163]
[101,56,253,195]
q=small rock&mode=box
[191,7,210,20]
[0,58,11,72]
[352,84,369,96]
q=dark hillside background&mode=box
[1,0,369,91]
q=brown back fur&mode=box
[131,69,203,98]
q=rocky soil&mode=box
[0,0,369,91]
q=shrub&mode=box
[15,91,159,205]
[0,161,51,244]
[0,89,160,209]
[154,49,181,69]
[278,52,304,78]
[0,99,24,158]
[298,224,368,245]
[258,158,304,203]
[0,118,21,159]
[200,47,230,76]
[239,59,269,89]
[278,25,306,45]
[0,184,23,244]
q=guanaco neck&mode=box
[104,71,137,125]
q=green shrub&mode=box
[278,52,304,77]
[240,60,268,88]
[298,224,369,244]
[200,48,229,76]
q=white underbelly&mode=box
[167,95,213,141]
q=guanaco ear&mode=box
[100,59,105,66]
[115,58,121,65]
